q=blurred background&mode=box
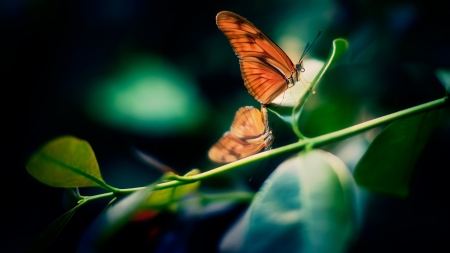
[3,0,450,252]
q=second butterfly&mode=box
[208,105,274,163]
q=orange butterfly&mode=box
[208,105,274,163]
[216,11,310,105]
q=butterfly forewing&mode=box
[216,11,294,71]
[216,11,298,104]
[230,106,266,139]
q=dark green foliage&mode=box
[354,108,449,197]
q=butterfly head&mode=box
[294,61,305,83]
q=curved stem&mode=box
[80,192,114,203]
[292,39,348,139]
[83,96,448,198]
[152,96,448,190]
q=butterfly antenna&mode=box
[299,30,322,62]
[300,42,310,60]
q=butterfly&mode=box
[216,11,313,105]
[208,105,274,163]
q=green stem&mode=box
[151,96,448,190]
[292,39,348,139]
[309,96,448,147]
[291,55,331,138]
[83,96,448,198]
[81,192,114,203]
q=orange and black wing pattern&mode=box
[208,106,273,164]
[230,106,266,139]
[216,11,298,104]
[208,132,267,163]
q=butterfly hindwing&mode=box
[208,106,273,164]
[208,132,266,163]
[240,57,290,103]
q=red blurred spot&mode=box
[131,209,159,222]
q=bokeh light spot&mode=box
[85,54,209,136]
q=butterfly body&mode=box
[208,106,274,163]
[216,11,303,105]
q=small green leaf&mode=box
[220,149,356,253]
[269,39,349,139]
[354,108,448,198]
[26,206,78,253]
[172,169,201,199]
[26,135,107,188]
[143,169,200,209]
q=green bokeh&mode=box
[85,54,209,136]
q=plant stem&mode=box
[82,192,114,203]
[85,96,448,197]
[310,96,448,147]
[292,39,348,139]
[152,96,448,190]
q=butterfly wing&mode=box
[209,106,273,163]
[216,11,298,104]
[230,106,266,139]
[208,132,266,163]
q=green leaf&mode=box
[300,94,359,137]
[26,135,107,188]
[26,206,78,253]
[354,108,448,198]
[79,181,159,250]
[143,169,201,209]
[435,68,450,93]
[269,39,349,139]
[220,149,356,253]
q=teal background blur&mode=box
[3,0,449,252]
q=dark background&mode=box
[2,0,450,252]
